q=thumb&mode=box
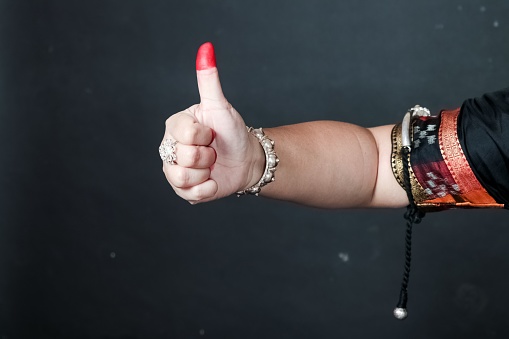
[196,42,227,107]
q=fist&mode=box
[161,43,262,204]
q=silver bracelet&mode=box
[236,127,279,196]
[401,105,431,150]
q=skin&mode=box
[162,42,410,208]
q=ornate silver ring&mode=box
[159,138,178,165]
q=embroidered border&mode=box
[438,109,501,206]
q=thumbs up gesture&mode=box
[161,43,263,203]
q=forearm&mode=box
[246,121,409,208]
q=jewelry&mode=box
[402,105,430,149]
[159,138,178,164]
[394,105,429,320]
[236,127,279,196]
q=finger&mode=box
[166,110,213,146]
[164,165,210,189]
[172,179,218,203]
[174,144,216,169]
[196,42,227,108]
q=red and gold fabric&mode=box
[391,88,509,212]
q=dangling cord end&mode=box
[394,289,408,320]
[394,146,425,320]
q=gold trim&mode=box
[391,123,428,204]
[391,124,405,189]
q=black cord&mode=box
[394,147,425,320]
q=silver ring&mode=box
[159,138,178,164]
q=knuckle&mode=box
[165,115,174,127]
[192,185,206,201]
[182,125,199,144]
[188,146,201,165]
[172,167,189,187]
[162,165,171,181]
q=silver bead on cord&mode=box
[393,307,408,320]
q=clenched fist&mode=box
[161,42,263,204]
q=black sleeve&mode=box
[458,88,509,208]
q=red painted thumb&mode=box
[196,42,226,106]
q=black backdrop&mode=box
[1,1,509,338]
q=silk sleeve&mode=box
[391,88,509,211]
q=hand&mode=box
[162,42,263,204]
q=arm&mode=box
[162,42,408,208]
[256,123,408,208]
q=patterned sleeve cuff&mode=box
[391,108,504,212]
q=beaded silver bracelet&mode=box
[236,127,279,196]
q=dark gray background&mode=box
[1,0,508,338]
